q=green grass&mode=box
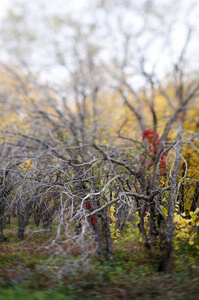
[0,288,77,300]
[1,221,199,299]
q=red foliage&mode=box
[142,129,160,155]
[143,129,159,144]
[85,202,95,226]
[138,129,167,180]
[85,202,91,209]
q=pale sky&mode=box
[0,0,199,87]
[0,0,87,19]
[0,0,10,18]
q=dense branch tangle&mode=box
[0,1,199,274]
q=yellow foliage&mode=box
[109,205,121,239]
[174,204,199,247]
[20,159,33,171]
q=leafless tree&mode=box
[0,0,198,273]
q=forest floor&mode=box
[0,223,199,299]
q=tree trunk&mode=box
[18,225,25,240]
[178,162,186,213]
[0,198,5,238]
[190,182,199,212]
[163,120,182,273]
[104,206,113,260]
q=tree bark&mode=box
[163,119,182,273]
[190,182,199,212]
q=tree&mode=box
[0,0,198,273]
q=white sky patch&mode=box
[0,0,11,19]
[0,0,199,87]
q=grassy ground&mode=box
[0,223,199,299]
